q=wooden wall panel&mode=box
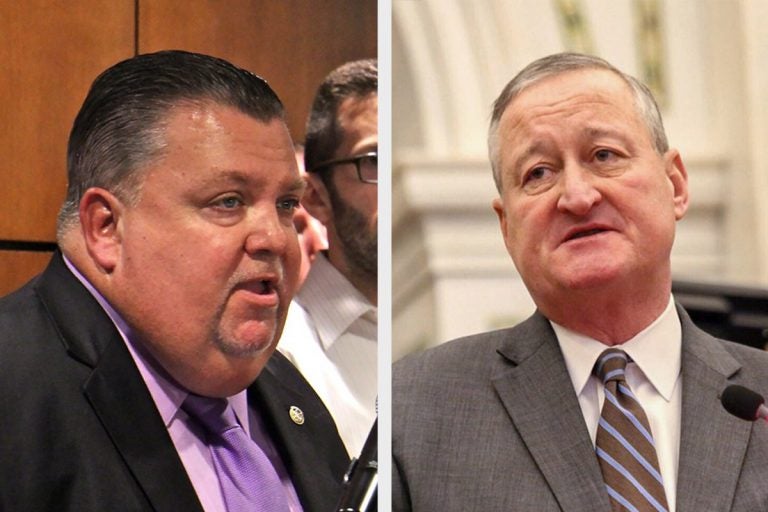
[1,1,375,295]
[0,1,135,242]
[138,0,377,141]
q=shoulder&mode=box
[393,312,550,391]
[392,325,531,423]
[394,329,508,382]
[0,275,44,322]
[717,338,768,383]
[0,277,58,366]
[678,306,768,397]
[679,304,768,375]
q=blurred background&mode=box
[393,0,768,358]
[0,0,376,295]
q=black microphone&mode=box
[720,384,768,421]
[335,418,377,512]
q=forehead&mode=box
[335,94,377,154]
[143,102,298,186]
[499,69,640,135]
[165,102,291,155]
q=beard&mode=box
[209,268,285,359]
[329,186,377,281]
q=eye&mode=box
[277,198,300,212]
[594,149,617,162]
[523,166,552,184]
[211,195,244,210]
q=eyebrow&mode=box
[510,126,630,166]
[582,126,629,141]
[201,170,306,193]
[510,141,551,172]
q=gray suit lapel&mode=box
[493,313,611,512]
[676,307,748,512]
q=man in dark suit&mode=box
[393,53,768,511]
[0,50,348,511]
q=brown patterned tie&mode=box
[594,348,669,511]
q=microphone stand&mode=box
[335,418,377,512]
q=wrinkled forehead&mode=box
[499,69,638,130]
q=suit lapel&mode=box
[493,313,611,512]
[248,351,348,512]
[675,308,747,512]
[36,253,203,512]
[84,339,204,512]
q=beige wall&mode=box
[393,0,768,357]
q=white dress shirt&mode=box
[552,296,682,512]
[279,254,377,457]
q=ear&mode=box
[79,187,124,273]
[665,149,689,220]
[492,196,513,255]
[301,173,333,226]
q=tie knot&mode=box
[182,394,239,435]
[594,348,629,384]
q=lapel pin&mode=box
[289,405,305,425]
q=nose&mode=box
[243,208,293,257]
[556,164,602,216]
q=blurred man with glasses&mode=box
[279,59,378,457]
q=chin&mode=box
[215,335,276,359]
[553,263,627,291]
[216,318,279,356]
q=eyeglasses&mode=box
[309,152,377,184]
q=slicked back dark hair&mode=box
[303,59,377,178]
[57,49,284,237]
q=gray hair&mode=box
[487,52,668,192]
[57,50,284,239]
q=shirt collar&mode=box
[296,254,377,350]
[62,255,250,431]
[553,296,681,401]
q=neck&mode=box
[349,273,377,306]
[326,248,377,306]
[537,281,671,345]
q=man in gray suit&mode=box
[393,53,768,511]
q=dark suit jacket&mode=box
[393,307,768,511]
[0,252,349,511]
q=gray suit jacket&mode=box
[393,306,768,511]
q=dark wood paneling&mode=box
[0,1,135,242]
[138,0,377,141]
[1,1,375,291]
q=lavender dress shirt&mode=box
[63,257,303,512]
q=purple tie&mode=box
[183,394,291,512]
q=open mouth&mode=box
[257,279,274,294]
[236,277,279,298]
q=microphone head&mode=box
[721,384,765,421]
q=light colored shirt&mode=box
[279,254,377,457]
[63,256,302,512]
[553,296,682,512]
